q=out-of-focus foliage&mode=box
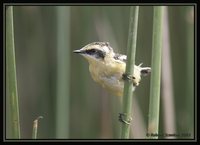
[5,5,195,139]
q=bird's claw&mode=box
[122,73,135,81]
[119,113,132,125]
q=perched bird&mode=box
[73,42,151,97]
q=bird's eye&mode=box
[90,49,97,53]
[86,49,97,55]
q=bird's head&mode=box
[73,42,114,62]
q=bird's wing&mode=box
[113,53,127,63]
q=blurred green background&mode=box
[6,5,194,139]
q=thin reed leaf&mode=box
[6,6,21,139]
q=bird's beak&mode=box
[73,49,83,54]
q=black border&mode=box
[3,3,197,142]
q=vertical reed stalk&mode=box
[120,6,139,139]
[6,6,21,139]
[55,6,71,139]
[185,6,194,137]
[161,6,176,139]
[147,6,163,139]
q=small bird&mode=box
[73,42,151,97]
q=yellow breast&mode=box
[87,57,122,96]
[86,57,141,97]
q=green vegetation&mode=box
[6,6,21,139]
[55,6,71,139]
[147,6,163,139]
[120,6,139,139]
